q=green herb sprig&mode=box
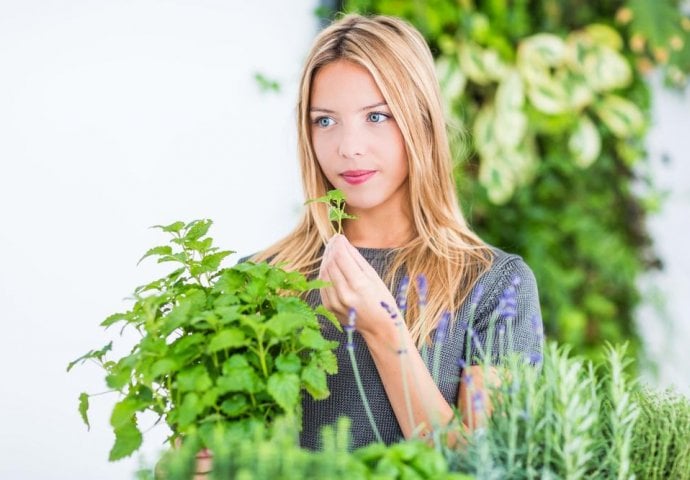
[305,189,357,235]
[68,219,340,461]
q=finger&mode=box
[326,261,352,306]
[342,238,378,276]
[322,280,345,314]
[319,267,342,311]
[332,245,365,288]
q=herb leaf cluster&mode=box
[305,189,357,235]
[68,219,340,461]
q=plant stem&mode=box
[346,329,382,443]
[394,315,416,437]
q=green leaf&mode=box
[304,194,330,205]
[222,354,250,370]
[157,252,188,265]
[629,0,684,54]
[105,363,132,390]
[220,394,249,417]
[569,114,601,168]
[110,397,141,429]
[152,221,185,233]
[178,392,202,427]
[254,72,281,93]
[299,328,337,350]
[594,95,645,138]
[267,372,300,412]
[100,313,130,328]
[201,251,234,271]
[137,245,173,265]
[177,365,213,392]
[216,366,262,394]
[184,219,212,242]
[78,393,90,430]
[66,342,112,372]
[316,349,338,375]
[265,312,305,337]
[316,305,342,332]
[109,421,143,461]
[150,358,178,378]
[207,328,246,353]
[302,364,329,400]
[275,353,302,373]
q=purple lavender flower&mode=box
[396,274,410,312]
[471,391,484,412]
[416,274,428,306]
[345,308,356,333]
[457,358,467,369]
[462,373,473,386]
[345,341,354,350]
[471,284,484,306]
[527,351,543,365]
[530,313,543,338]
[499,281,518,318]
[380,301,398,319]
[436,311,451,343]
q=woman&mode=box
[248,13,544,450]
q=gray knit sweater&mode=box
[297,246,543,450]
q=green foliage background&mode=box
[331,0,690,362]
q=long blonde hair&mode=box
[252,13,494,346]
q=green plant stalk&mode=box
[346,328,382,443]
[461,302,478,432]
[394,314,416,438]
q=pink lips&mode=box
[341,170,376,185]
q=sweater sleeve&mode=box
[465,253,544,365]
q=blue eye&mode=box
[314,117,334,127]
[368,112,390,123]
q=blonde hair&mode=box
[252,13,494,346]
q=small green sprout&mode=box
[305,189,358,235]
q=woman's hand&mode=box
[319,235,398,336]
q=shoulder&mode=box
[484,247,537,286]
[236,253,255,265]
[472,246,540,318]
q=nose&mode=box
[337,123,365,159]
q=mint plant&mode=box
[305,189,357,235]
[68,219,340,461]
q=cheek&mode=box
[311,131,332,168]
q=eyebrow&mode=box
[309,101,388,114]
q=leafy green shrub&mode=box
[631,386,690,479]
[149,337,690,479]
[441,341,690,479]
[68,219,340,460]
[155,416,472,480]
[338,0,690,361]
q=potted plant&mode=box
[68,219,340,463]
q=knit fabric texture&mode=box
[297,246,544,451]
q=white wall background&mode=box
[0,1,317,478]
[0,1,688,479]
[636,73,690,395]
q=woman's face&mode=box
[309,59,409,214]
